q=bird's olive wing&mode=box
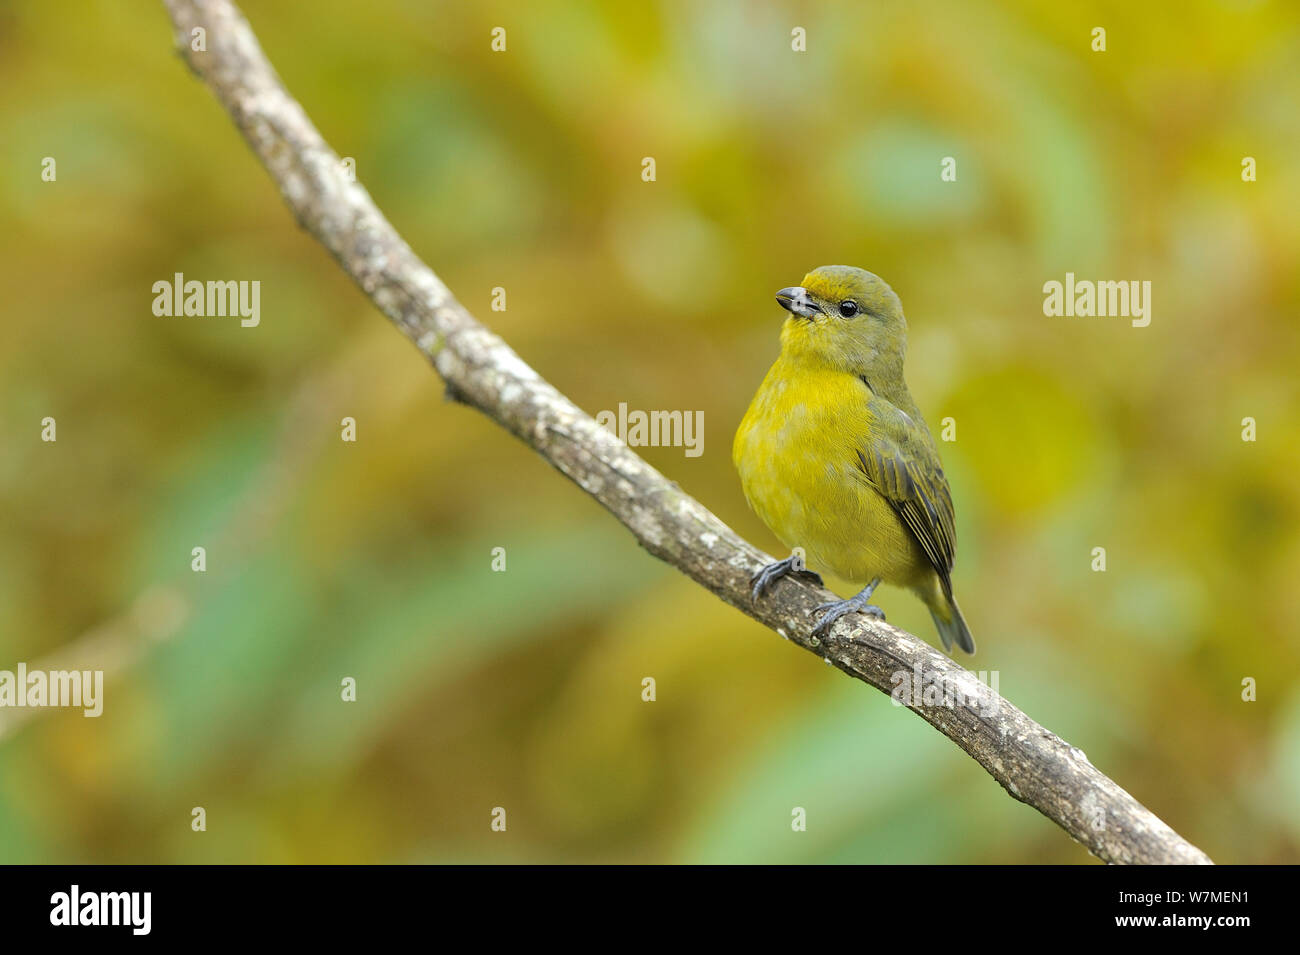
[853,400,957,592]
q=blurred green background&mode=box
[2,0,1298,863]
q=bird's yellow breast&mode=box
[733,358,929,587]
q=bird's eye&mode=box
[838,300,859,317]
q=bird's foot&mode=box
[809,580,884,639]
[750,553,823,602]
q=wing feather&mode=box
[853,396,957,594]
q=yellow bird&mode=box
[733,265,975,653]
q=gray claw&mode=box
[808,581,885,638]
[750,554,822,602]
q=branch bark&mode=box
[160,0,1213,865]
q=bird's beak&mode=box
[775,286,822,319]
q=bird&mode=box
[732,265,975,654]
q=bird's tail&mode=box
[930,591,976,655]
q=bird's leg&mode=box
[750,550,823,602]
[810,578,885,638]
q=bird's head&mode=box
[775,265,907,377]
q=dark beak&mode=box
[775,286,822,319]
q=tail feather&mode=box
[930,595,975,655]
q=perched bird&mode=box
[733,265,975,653]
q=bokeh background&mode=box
[2,0,1298,863]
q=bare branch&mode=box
[158,0,1213,865]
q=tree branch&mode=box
[160,0,1213,865]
